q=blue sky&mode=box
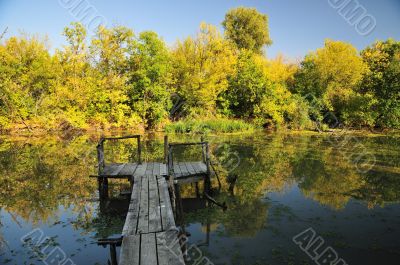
[0,0,399,59]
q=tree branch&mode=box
[0,27,8,41]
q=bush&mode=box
[165,118,255,133]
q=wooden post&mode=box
[97,138,105,175]
[164,135,168,164]
[200,136,206,163]
[168,145,173,176]
[174,183,183,225]
[110,244,118,265]
[205,142,211,193]
[98,177,109,199]
[137,135,142,164]
[195,182,200,198]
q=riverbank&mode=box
[1,118,399,138]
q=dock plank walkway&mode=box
[120,172,185,265]
[120,229,184,265]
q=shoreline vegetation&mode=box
[1,7,399,136]
[3,118,399,138]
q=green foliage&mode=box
[0,17,398,133]
[293,39,369,127]
[222,7,272,54]
[87,25,136,129]
[222,51,312,129]
[361,39,400,128]
[165,118,254,133]
[0,34,57,131]
[222,51,266,118]
[128,31,172,129]
[172,23,236,116]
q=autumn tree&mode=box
[361,39,400,128]
[172,23,236,116]
[88,25,137,129]
[0,35,55,130]
[222,51,311,129]
[265,54,298,86]
[43,22,94,129]
[221,50,267,118]
[222,7,272,54]
[293,39,369,126]
[128,31,172,129]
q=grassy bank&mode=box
[165,118,255,134]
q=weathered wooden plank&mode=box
[192,162,207,175]
[148,174,162,233]
[197,161,208,173]
[185,162,197,175]
[156,230,185,265]
[101,166,113,176]
[173,164,182,178]
[178,162,189,177]
[137,175,149,234]
[153,162,161,176]
[145,162,154,175]
[119,235,140,265]
[122,175,142,235]
[134,163,147,177]
[157,176,176,230]
[118,163,138,176]
[188,162,199,174]
[141,233,158,265]
[102,163,125,176]
[160,164,167,176]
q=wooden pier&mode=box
[93,135,212,265]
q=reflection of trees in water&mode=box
[0,132,398,237]
[0,134,183,229]
[74,198,128,239]
[292,135,400,209]
[292,140,364,209]
[182,195,269,238]
[208,134,298,201]
[182,133,400,237]
[348,169,400,208]
[0,136,99,224]
[219,198,268,237]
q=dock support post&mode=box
[195,182,200,198]
[97,137,105,174]
[201,136,206,163]
[137,135,142,164]
[204,142,211,194]
[110,244,118,265]
[174,183,184,226]
[98,177,109,199]
[164,135,168,164]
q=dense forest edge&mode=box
[0,7,399,135]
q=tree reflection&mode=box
[0,132,398,239]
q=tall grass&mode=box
[165,118,255,134]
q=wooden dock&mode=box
[119,172,185,265]
[93,135,212,265]
[97,161,207,183]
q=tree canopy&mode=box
[222,7,272,54]
[0,9,399,133]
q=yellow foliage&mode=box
[172,23,237,114]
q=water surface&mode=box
[0,132,399,265]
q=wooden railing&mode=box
[167,138,211,181]
[96,135,142,175]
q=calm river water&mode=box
[0,132,399,265]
